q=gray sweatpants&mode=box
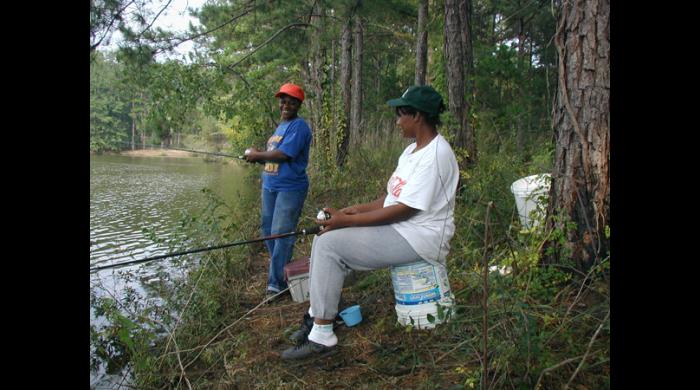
[309,225,423,320]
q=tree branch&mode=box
[534,355,583,389]
[500,0,540,25]
[225,23,314,70]
[137,0,174,39]
[482,202,493,390]
[182,287,290,370]
[153,0,257,51]
[306,0,319,24]
[564,309,610,389]
[90,0,137,52]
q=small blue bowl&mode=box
[339,305,362,327]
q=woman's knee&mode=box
[312,229,343,253]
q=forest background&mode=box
[90,0,610,388]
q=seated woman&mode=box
[282,85,460,360]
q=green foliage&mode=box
[90,0,606,387]
[311,88,339,176]
[91,184,261,388]
[91,0,558,160]
[90,52,132,152]
[472,42,553,160]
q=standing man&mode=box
[244,83,313,301]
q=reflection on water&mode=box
[90,155,250,266]
[89,154,255,388]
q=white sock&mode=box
[307,323,337,347]
[308,307,314,318]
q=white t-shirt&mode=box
[384,134,459,265]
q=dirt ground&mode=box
[195,251,469,388]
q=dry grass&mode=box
[175,249,478,389]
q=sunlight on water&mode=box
[90,155,249,266]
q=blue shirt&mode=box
[261,117,312,192]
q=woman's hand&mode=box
[244,147,261,163]
[339,205,360,215]
[316,202,416,236]
[317,207,353,235]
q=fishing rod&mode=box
[119,141,247,160]
[89,225,321,273]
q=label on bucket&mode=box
[391,261,447,305]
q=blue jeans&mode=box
[261,188,308,292]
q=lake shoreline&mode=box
[92,149,240,162]
[115,149,194,158]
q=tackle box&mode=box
[284,257,310,303]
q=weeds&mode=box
[91,136,609,388]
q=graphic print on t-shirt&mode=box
[264,135,283,175]
[388,175,407,197]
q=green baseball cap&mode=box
[387,85,444,116]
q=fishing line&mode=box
[90,225,321,273]
[118,141,247,160]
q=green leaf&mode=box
[117,327,134,351]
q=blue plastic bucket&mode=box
[339,305,363,327]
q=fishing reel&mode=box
[316,210,331,221]
[237,149,253,160]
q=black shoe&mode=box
[289,313,314,344]
[281,339,336,360]
[265,289,288,304]
[288,314,346,344]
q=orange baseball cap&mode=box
[275,83,305,102]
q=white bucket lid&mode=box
[510,173,551,196]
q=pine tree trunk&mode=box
[165,128,172,148]
[415,0,428,86]
[331,38,337,142]
[140,92,146,150]
[516,17,526,157]
[445,0,476,165]
[131,102,136,151]
[460,0,476,162]
[336,22,352,168]
[544,0,610,271]
[459,0,474,77]
[444,0,464,136]
[308,1,325,152]
[491,13,497,46]
[350,14,363,147]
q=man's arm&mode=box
[245,148,290,163]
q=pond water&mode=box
[89,154,256,388]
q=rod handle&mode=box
[302,225,321,235]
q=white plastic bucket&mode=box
[390,260,454,329]
[510,173,551,228]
